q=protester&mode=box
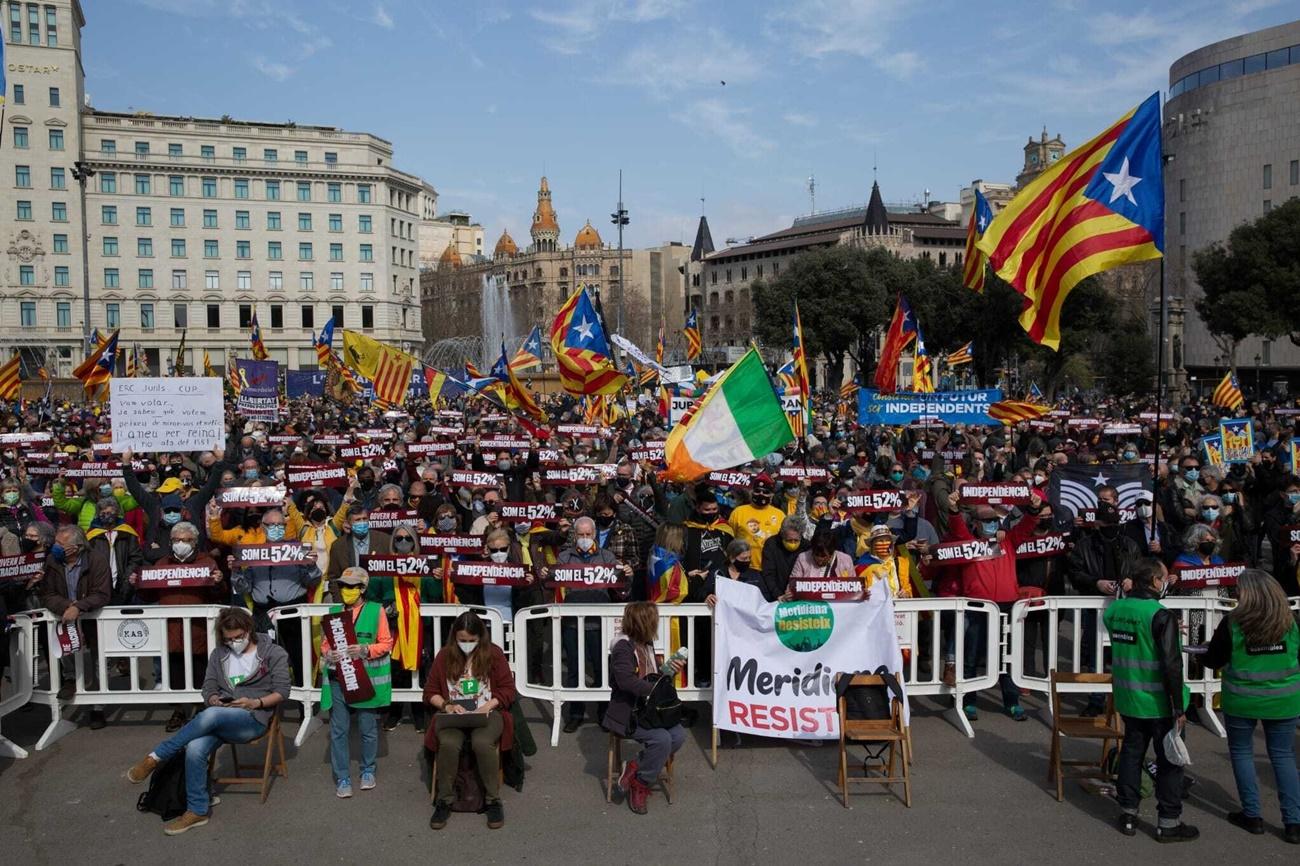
[378,522,442,732]
[789,524,856,586]
[759,516,807,602]
[126,606,290,835]
[40,524,111,729]
[704,538,762,608]
[326,503,392,584]
[86,495,144,605]
[727,473,784,568]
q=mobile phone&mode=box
[219,696,235,704]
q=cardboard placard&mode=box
[406,441,455,457]
[789,577,866,602]
[932,538,1002,564]
[437,410,464,419]
[452,560,530,586]
[449,470,500,488]
[109,377,225,453]
[1103,424,1142,436]
[478,437,533,451]
[542,466,602,485]
[56,621,84,656]
[361,554,434,577]
[1077,507,1137,525]
[267,434,300,445]
[137,564,217,588]
[419,534,484,556]
[217,486,287,508]
[0,431,51,445]
[555,424,611,437]
[358,428,394,441]
[629,442,666,462]
[366,508,419,530]
[1172,562,1245,590]
[479,413,507,423]
[286,463,349,489]
[777,465,830,483]
[1284,524,1300,545]
[234,543,314,567]
[537,448,565,464]
[498,502,557,524]
[1013,532,1070,559]
[842,490,906,512]
[312,434,352,446]
[1027,420,1057,433]
[1067,418,1101,430]
[64,460,124,479]
[550,563,624,588]
[706,471,751,488]
[338,442,387,461]
[322,612,376,704]
[0,551,45,584]
[426,425,464,437]
[961,483,1031,505]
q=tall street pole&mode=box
[72,160,97,357]
[611,170,629,335]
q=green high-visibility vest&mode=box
[1103,597,1189,719]
[320,601,392,710]
[1222,620,1300,720]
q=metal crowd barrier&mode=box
[26,604,227,750]
[1006,595,1236,737]
[269,603,505,747]
[0,612,38,758]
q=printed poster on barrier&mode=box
[712,579,905,740]
[858,388,1002,426]
[1219,418,1254,464]
[235,359,280,421]
[102,615,168,656]
[1201,433,1224,467]
[109,377,225,453]
[321,612,376,704]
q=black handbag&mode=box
[635,673,683,730]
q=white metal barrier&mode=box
[1007,596,1234,737]
[512,603,714,747]
[269,603,505,747]
[0,612,37,758]
[27,604,227,750]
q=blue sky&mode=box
[94,1,1297,248]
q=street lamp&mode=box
[610,170,629,335]
[71,160,97,356]
[1255,353,1262,396]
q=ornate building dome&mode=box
[530,176,560,252]
[439,241,462,268]
[494,229,518,258]
[574,220,603,250]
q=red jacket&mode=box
[943,511,1041,603]
[422,643,516,754]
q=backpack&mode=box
[136,752,188,821]
[635,673,683,731]
[451,746,487,813]
[835,666,904,721]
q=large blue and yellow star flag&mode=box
[509,325,543,373]
[962,188,994,292]
[549,287,627,396]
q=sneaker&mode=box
[429,801,452,830]
[1008,705,1027,722]
[1227,811,1265,835]
[336,780,353,799]
[1155,823,1199,843]
[57,681,75,700]
[485,800,505,829]
[941,663,956,688]
[627,776,650,815]
[413,712,428,733]
[88,710,107,730]
[382,712,402,732]
[963,704,979,721]
[127,754,159,783]
[163,811,209,836]
[165,710,187,732]
[563,716,583,733]
[1118,814,1137,836]
[1284,824,1300,844]
[617,759,639,796]
[360,771,376,791]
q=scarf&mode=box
[391,575,422,671]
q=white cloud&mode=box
[372,4,394,29]
[682,98,774,158]
[134,0,334,61]
[1087,12,1167,46]
[782,111,818,128]
[766,0,907,59]
[530,2,605,54]
[611,0,689,22]
[252,57,293,82]
[610,29,761,94]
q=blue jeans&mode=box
[632,723,686,784]
[328,682,379,784]
[154,706,265,815]
[561,617,602,722]
[1225,713,1300,825]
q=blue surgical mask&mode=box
[1122,450,1136,460]
[51,543,65,564]
[1222,492,1237,504]
[889,471,904,483]
[1288,492,1300,506]
[265,524,286,542]
[243,468,260,480]
[912,467,929,480]
[99,484,113,498]
[162,510,182,525]
[351,521,370,538]
[1201,507,1219,522]
[1183,468,1199,482]
[980,520,1001,537]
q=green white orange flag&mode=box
[663,348,793,482]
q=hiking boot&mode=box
[165,710,187,732]
[1118,813,1137,836]
[163,811,209,836]
[1227,811,1265,835]
[941,663,956,688]
[628,776,650,815]
[88,710,107,730]
[1284,824,1300,844]
[127,754,159,783]
[1156,823,1199,843]
[617,759,639,797]
[485,800,505,829]
[429,801,452,830]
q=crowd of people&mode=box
[0,384,1297,840]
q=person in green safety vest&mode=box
[320,566,393,799]
[1102,557,1198,843]
[1202,568,1300,843]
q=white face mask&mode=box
[489,550,509,563]
[457,640,478,655]
[577,536,595,552]
[171,541,194,561]
[1137,503,1153,519]
[226,636,250,654]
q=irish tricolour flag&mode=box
[663,349,794,482]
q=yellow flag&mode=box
[341,329,417,407]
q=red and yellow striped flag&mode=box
[0,354,21,401]
[988,400,1051,425]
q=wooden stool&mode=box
[837,674,910,808]
[209,709,288,804]
[1048,671,1123,801]
[606,732,674,803]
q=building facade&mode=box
[1,0,424,377]
[1161,20,1300,392]
[417,181,483,270]
[419,176,689,366]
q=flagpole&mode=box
[1150,257,1166,536]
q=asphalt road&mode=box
[0,692,1296,865]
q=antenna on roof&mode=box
[700,196,705,216]
[872,150,878,182]
[808,172,816,215]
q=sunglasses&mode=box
[487,546,510,553]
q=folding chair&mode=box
[1047,671,1123,801]
[209,708,288,804]
[837,674,910,808]
[606,732,674,803]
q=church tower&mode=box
[1016,128,1066,189]
[530,176,560,252]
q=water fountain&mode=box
[479,273,516,366]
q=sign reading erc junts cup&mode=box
[109,377,225,453]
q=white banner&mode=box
[109,377,225,453]
[711,579,905,740]
[610,333,670,379]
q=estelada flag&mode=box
[509,325,543,373]
[683,308,702,361]
[73,329,119,400]
[1211,371,1244,412]
[976,93,1164,350]
[962,187,994,293]
[249,313,269,360]
[549,287,626,396]
[647,546,688,604]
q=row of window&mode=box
[7,84,60,107]
[1261,161,1300,189]
[97,237,377,262]
[708,260,782,284]
[18,300,378,332]
[99,139,339,167]
[98,268,377,292]
[8,127,64,150]
[93,205,377,233]
[90,172,369,203]
[7,3,58,47]
[1169,43,1300,99]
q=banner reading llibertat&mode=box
[711,579,905,740]
[235,359,279,421]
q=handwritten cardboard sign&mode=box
[109,377,225,453]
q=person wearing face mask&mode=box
[320,567,393,799]
[704,538,763,609]
[1103,558,1197,842]
[128,606,290,836]
[350,466,380,512]
[683,486,734,591]
[1263,477,1300,596]
[856,524,916,599]
[326,503,392,587]
[1209,487,1255,566]
[425,612,516,830]
[86,495,144,605]
[0,522,52,684]
[1121,491,1179,567]
[134,522,225,732]
[758,517,808,603]
[374,523,441,732]
[471,446,538,502]
[52,473,140,532]
[1161,457,1205,536]
[0,475,46,540]
[40,524,112,729]
[727,475,785,570]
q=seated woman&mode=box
[603,601,687,815]
[425,611,516,831]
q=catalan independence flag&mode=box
[497,342,548,423]
[549,287,627,396]
[912,336,935,394]
[249,312,269,360]
[776,359,799,396]
[74,329,120,400]
[875,294,919,394]
[655,322,666,366]
[315,315,336,368]
[839,376,859,401]
[977,93,1164,350]
[647,545,688,604]
[683,308,702,361]
[1211,371,1244,412]
[508,325,543,373]
[962,187,994,293]
[791,302,812,428]
[988,399,1051,425]
[0,354,21,402]
[946,341,974,367]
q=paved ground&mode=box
[2,691,1297,866]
